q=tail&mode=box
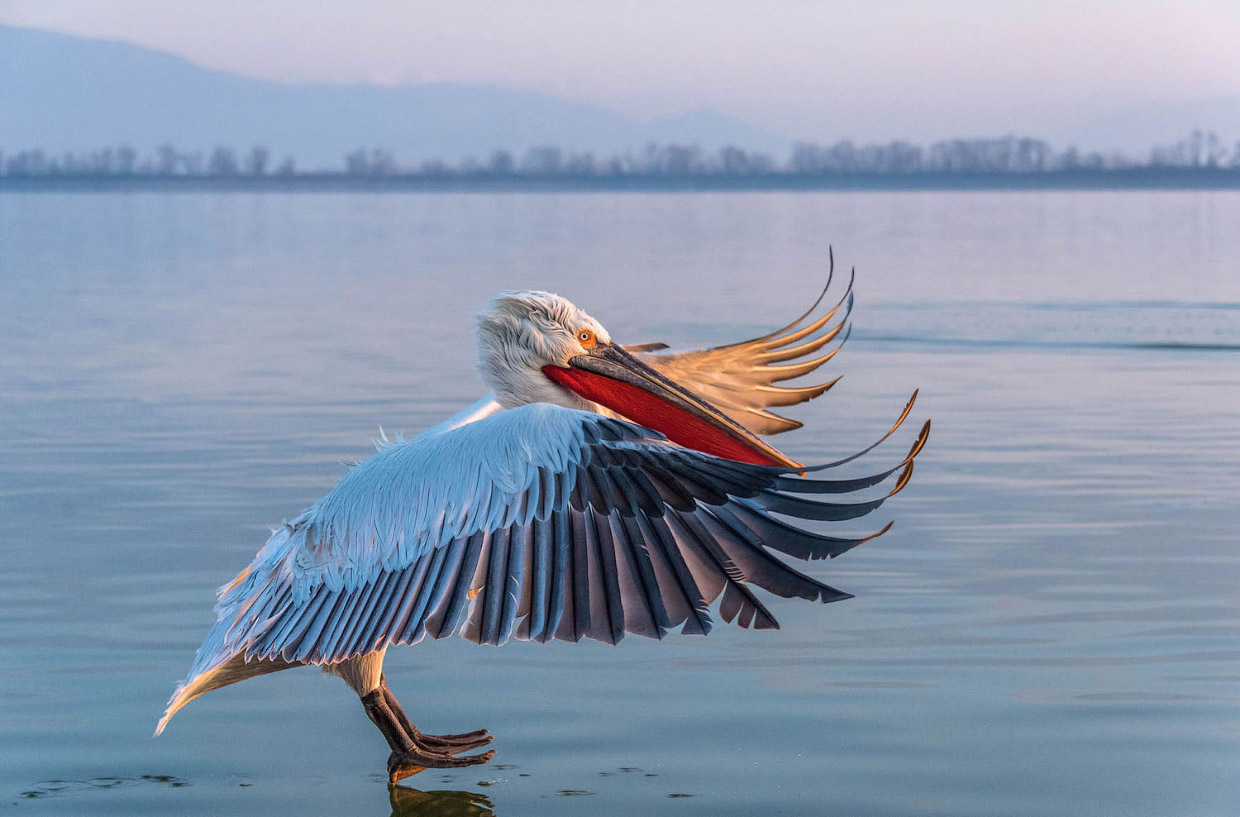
[155,678,205,737]
[156,522,304,736]
[154,608,240,737]
[155,645,298,736]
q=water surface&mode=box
[1,191,1238,815]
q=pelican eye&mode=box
[577,329,596,347]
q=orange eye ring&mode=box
[577,329,596,347]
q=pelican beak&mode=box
[542,343,800,467]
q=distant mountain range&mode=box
[2,23,1238,167]
[0,23,790,168]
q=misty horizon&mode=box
[4,131,1240,181]
[3,17,1240,156]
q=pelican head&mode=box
[476,290,797,467]
[476,290,612,411]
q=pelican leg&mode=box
[379,675,492,751]
[361,683,495,784]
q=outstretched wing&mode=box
[183,399,926,687]
[628,258,855,437]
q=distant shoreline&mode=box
[3,168,1240,193]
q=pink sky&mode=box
[2,0,1238,144]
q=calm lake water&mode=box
[1,191,1237,816]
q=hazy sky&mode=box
[3,0,1239,142]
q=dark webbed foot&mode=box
[388,746,496,783]
[417,729,493,753]
[365,676,497,784]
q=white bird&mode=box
[157,262,929,783]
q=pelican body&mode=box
[158,264,929,782]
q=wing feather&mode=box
[565,508,591,642]
[546,508,572,643]
[640,511,711,635]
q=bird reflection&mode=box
[388,784,496,817]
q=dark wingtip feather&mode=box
[807,388,920,471]
[829,521,895,559]
[909,419,932,459]
[890,460,915,496]
[753,610,780,629]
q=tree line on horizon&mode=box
[2,131,1238,178]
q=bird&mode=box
[156,259,930,784]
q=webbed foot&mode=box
[387,746,496,783]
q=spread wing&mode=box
[628,259,855,437]
[182,400,927,683]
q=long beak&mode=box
[542,343,800,467]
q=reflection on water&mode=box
[388,786,495,817]
[1,191,1238,816]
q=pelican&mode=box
[156,261,930,783]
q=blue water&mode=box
[1,191,1237,816]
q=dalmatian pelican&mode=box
[156,258,930,783]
